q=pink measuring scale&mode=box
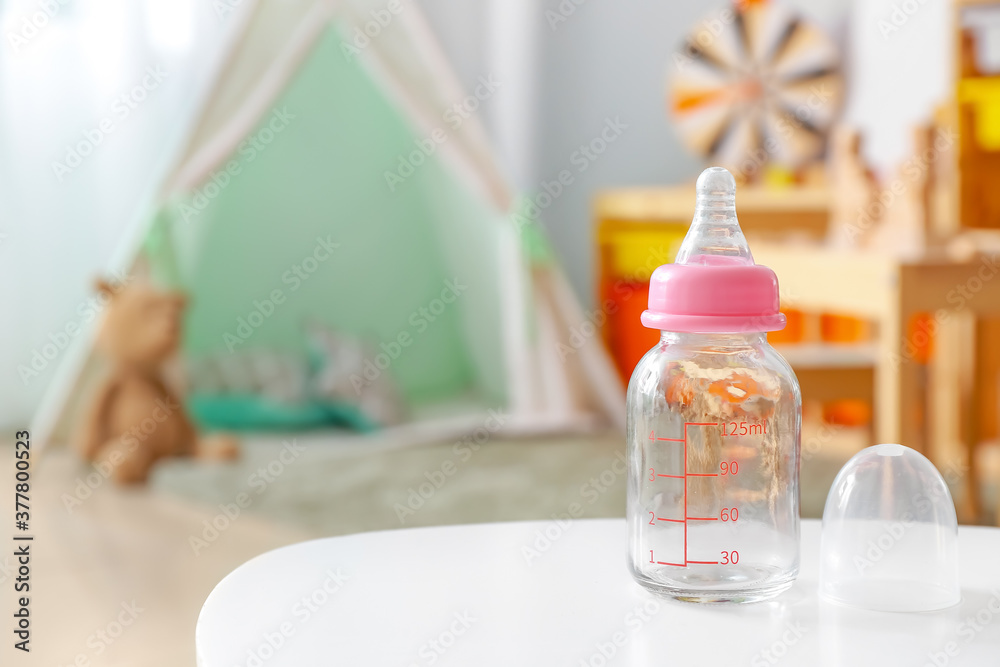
[625,167,801,603]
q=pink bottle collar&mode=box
[640,167,786,334]
[640,261,786,333]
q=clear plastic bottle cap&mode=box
[819,444,960,612]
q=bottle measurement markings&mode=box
[646,421,753,568]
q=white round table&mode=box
[197,519,1000,666]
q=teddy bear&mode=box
[76,278,238,484]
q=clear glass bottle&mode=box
[626,167,801,603]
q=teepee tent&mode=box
[32,0,624,448]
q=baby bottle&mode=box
[626,167,801,603]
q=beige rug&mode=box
[152,426,858,536]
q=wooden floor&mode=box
[0,448,311,667]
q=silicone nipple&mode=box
[674,167,754,266]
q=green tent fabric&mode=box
[148,28,505,406]
[188,394,376,432]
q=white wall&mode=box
[844,0,951,178]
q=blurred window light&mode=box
[1,0,74,56]
[144,0,195,54]
[75,0,131,94]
